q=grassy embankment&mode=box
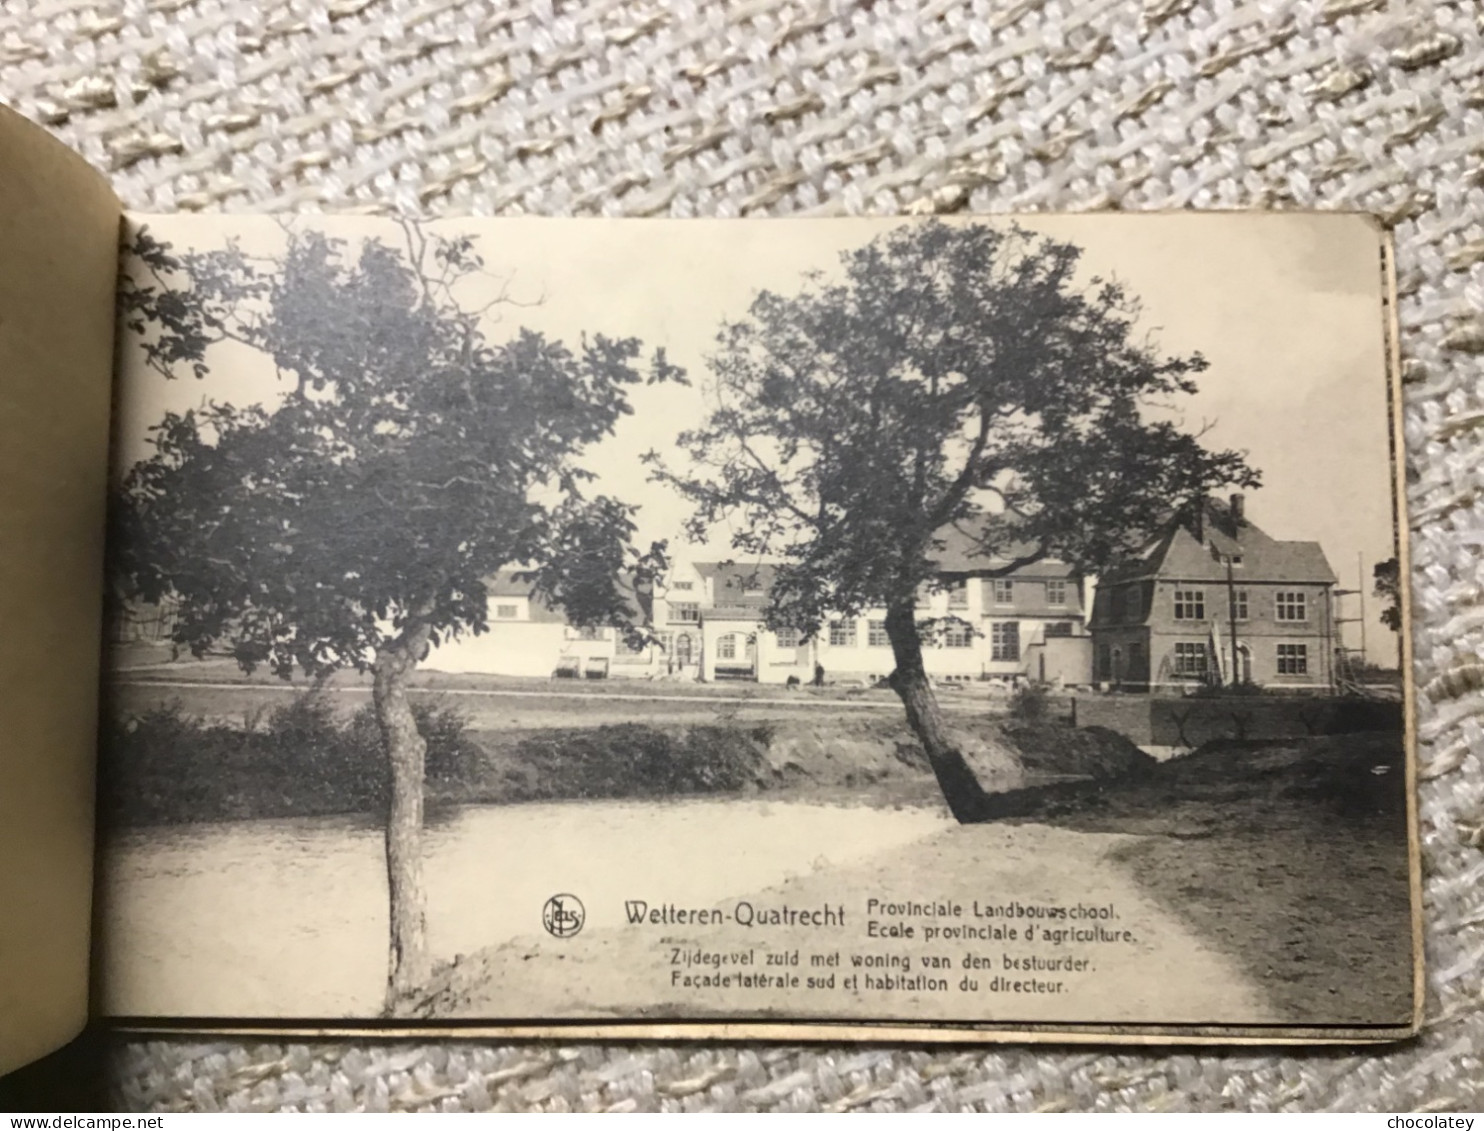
[99,679,1150,827]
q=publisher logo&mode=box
[542,894,585,938]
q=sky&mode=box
[116,212,1400,664]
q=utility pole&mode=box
[1357,552,1367,671]
[1226,555,1239,687]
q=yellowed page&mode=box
[0,106,120,1075]
[98,212,1415,1044]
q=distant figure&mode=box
[813,662,826,688]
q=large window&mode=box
[1233,589,1249,621]
[1276,591,1307,622]
[1045,621,1073,637]
[1173,641,1208,676]
[1173,589,1205,620]
[943,620,973,648]
[1277,643,1309,675]
[828,619,857,647]
[991,579,1014,606]
[717,634,737,660]
[774,627,802,649]
[867,619,890,647]
[1046,580,1067,606]
[948,579,969,609]
[671,601,700,623]
[991,622,1019,662]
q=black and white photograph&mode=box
[96,212,1415,1037]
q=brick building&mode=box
[1088,495,1339,691]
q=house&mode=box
[680,529,1093,686]
[425,570,667,680]
[1087,494,1338,691]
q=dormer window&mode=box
[1122,587,1142,621]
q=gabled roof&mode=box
[927,522,1076,578]
[484,569,651,624]
[481,570,569,623]
[1101,496,1337,586]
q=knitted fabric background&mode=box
[4,0,1482,1112]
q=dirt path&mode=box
[420,821,1275,1027]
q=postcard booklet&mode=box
[0,104,1422,1074]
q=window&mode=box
[828,619,857,647]
[573,625,607,641]
[867,619,890,647]
[1277,643,1309,675]
[494,603,519,619]
[775,627,802,649]
[1046,580,1067,606]
[991,579,1014,606]
[1122,587,1142,622]
[717,634,737,660]
[671,602,700,623]
[948,579,969,609]
[991,622,1020,661]
[943,620,973,648]
[915,585,932,609]
[1045,621,1073,637]
[1173,589,1205,620]
[1233,589,1249,621]
[1276,591,1307,622]
[1173,641,1208,676]
[671,580,694,591]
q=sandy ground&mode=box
[417,820,1283,1027]
[416,732,1416,1030]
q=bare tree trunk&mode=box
[883,602,989,823]
[373,621,433,1014]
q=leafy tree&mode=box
[112,223,676,1010]
[649,221,1258,822]
[1373,557,1402,632]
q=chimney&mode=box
[1191,496,1204,543]
[1230,493,1245,524]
